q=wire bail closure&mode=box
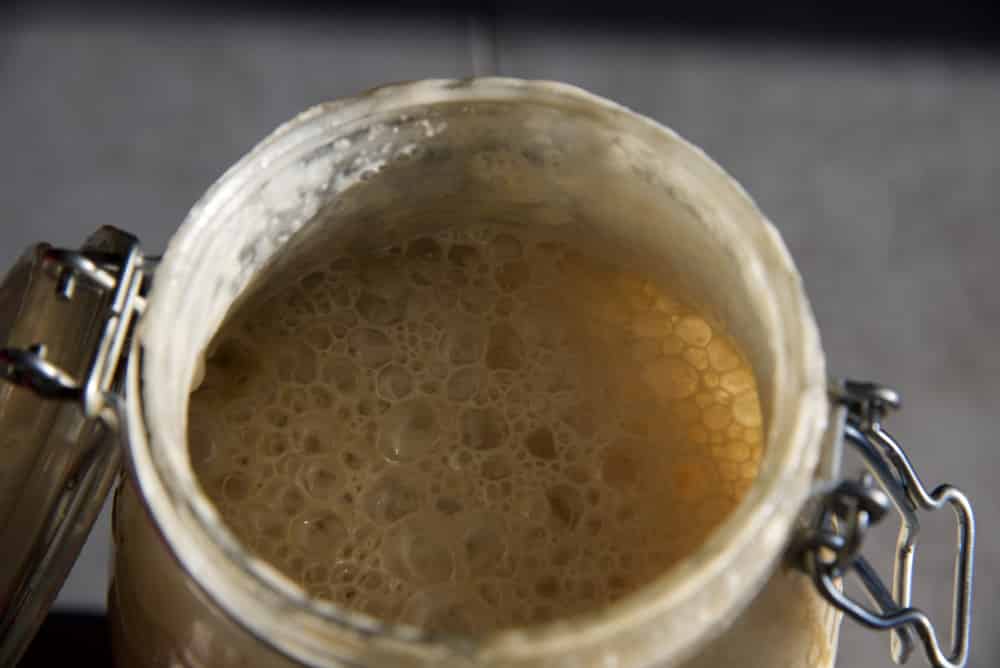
[793,380,975,668]
[0,243,148,428]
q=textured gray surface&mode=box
[1,8,997,667]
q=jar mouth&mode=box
[128,78,827,666]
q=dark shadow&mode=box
[9,0,1000,53]
[17,613,112,667]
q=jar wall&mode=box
[110,474,839,667]
[110,479,299,668]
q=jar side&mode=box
[109,477,302,668]
[680,567,841,668]
[110,477,841,668]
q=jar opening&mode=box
[132,79,826,667]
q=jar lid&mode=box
[0,227,141,664]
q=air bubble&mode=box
[486,322,523,369]
[642,357,699,399]
[530,604,553,623]
[460,407,507,451]
[565,465,589,485]
[524,427,557,460]
[265,409,290,429]
[305,563,330,586]
[534,575,559,598]
[301,463,339,500]
[546,484,583,529]
[225,402,257,426]
[292,512,347,553]
[260,432,292,458]
[202,337,260,401]
[329,307,358,335]
[405,238,443,285]
[360,257,407,300]
[255,511,288,542]
[464,523,507,575]
[516,489,551,523]
[495,261,530,292]
[359,569,386,592]
[675,316,712,347]
[436,497,463,515]
[364,472,422,524]
[446,367,482,402]
[447,449,474,471]
[479,581,502,607]
[490,233,523,261]
[448,244,480,269]
[291,343,319,383]
[397,528,454,584]
[342,450,365,470]
[733,392,762,427]
[378,398,439,462]
[310,386,334,409]
[299,270,326,291]
[494,295,516,317]
[189,428,217,467]
[459,287,491,315]
[442,325,487,365]
[721,368,754,394]
[481,454,512,481]
[280,387,309,414]
[280,488,306,516]
[553,544,576,566]
[348,328,395,368]
[357,291,406,326]
[332,560,359,584]
[221,473,252,502]
[683,347,709,371]
[322,357,361,396]
[704,404,732,430]
[707,338,741,372]
[401,586,492,634]
[376,364,414,400]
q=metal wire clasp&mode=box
[0,242,148,428]
[793,380,975,668]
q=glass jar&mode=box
[111,78,831,667]
[0,79,973,668]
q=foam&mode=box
[188,222,764,635]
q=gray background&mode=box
[2,5,997,667]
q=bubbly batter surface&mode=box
[189,223,763,634]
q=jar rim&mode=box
[127,77,828,666]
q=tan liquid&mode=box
[188,223,763,635]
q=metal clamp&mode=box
[793,380,975,668]
[0,242,148,427]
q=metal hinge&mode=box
[792,380,975,668]
[0,240,149,428]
